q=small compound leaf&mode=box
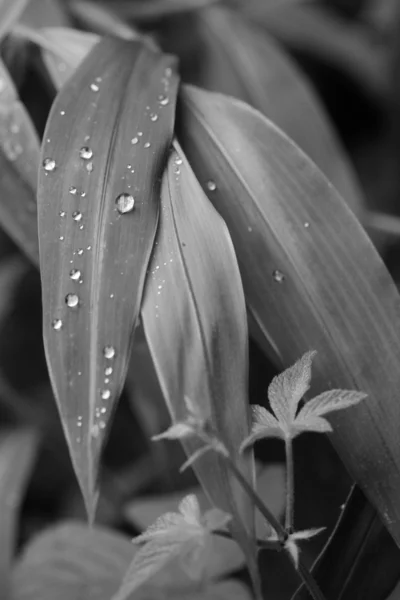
[0,429,37,598]
[298,389,367,420]
[141,147,258,589]
[268,351,316,427]
[38,38,178,518]
[178,85,400,546]
[240,406,283,452]
[0,58,40,263]
[12,522,134,600]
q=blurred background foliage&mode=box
[1,0,400,597]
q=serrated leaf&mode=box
[0,429,37,599]
[298,389,368,420]
[268,350,316,427]
[192,6,363,216]
[0,58,40,264]
[178,85,400,546]
[240,407,283,452]
[141,147,259,590]
[37,38,178,519]
[291,415,332,436]
[0,0,30,40]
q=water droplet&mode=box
[59,211,66,218]
[77,248,84,255]
[206,180,216,191]
[79,146,93,160]
[175,156,182,165]
[69,186,77,195]
[52,318,62,331]
[59,236,64,241]
[150,113,158,122]
[77,416,83,427]
[91,424,100,438]
[101,389,111,400]
[96,77,102,83]
[103,345,116,359]
[138,131,143,137]
[158,95,169,106]
[272,269,285,283]
[99,421,106,429]
[131,137,139,145]
[127,164,132,169]
[100,407,106,414]
[105,378,110,384]
[60,110,65,116]
[65,293,79,307]
[86,162,93,173]
[116,193,135,214]
[72,211,82,222]
[70,268,81,281]
[248,226,253,233]
[81,192,86,198]
[110,293,114,298]
[144,142,151,149]
[10,123,20,134]
[87,245,92,250]
[43,158,56,172]
[165,67,172,77]
[304,222,310,228]
[90,83,99,92]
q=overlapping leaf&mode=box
[0,58,40,264]
[178,85,400,547]
[0,429,37,599]
[141,147,259,589]
[0,0,30,40]
[37,38,178,518]
[12,521,251,600]
[191,6,363,216]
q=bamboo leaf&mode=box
[178,85,400,546]
[0,429,37,598]
[192,6,364,216]
[141,146,259,589]
[37,38,178,519]
[0,58,40,264]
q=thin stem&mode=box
[222,453,327,600]
[213,529,281,551]
[223,453,287,543]
[285,435,294,533]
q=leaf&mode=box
[0,58,40,264]
[80,0,219,21]
[0,0,30,40]
[37,38,178,519]
[0,429,37,599]
[113,495,230,599]
[67,1,143,39]
[293,486,400,600]
[141,147,259,589]
[177,85,400,546]
[191,6,364,216]
[15,26,100,90]
[268,350,316,426]
[298,389,368,420]
[12,522,134,600]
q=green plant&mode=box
[1,0,400,599]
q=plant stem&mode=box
[222,454,327,600]
[285,435,294,532]
[223,453,287,543]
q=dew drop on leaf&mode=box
[72,211,83,222]
[69,186,77,195]
[79,147,93,160]
[116,193,135,214]
[70,269,81,281]
[206,180,216,191]
[77,249,84,256]
[103,345,116,359]
[52,318,62,331]
[158,95,169,106]
[131,137,139,145]
[65,293,79,308]
[43,158,56,172]
[59,211,66,218]
[272,269,285,283]
[144,142,151,149]
[105,367,113,376]
[150,113,158,121]
[90,83,99,92]
[304,222,310,228]
[86,162,93,173]
[101,389,111,400]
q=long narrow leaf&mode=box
[0,429,37,598]
[178,85,400,546]
[0,0,30,40]
[141,147,259,589]
[193,6,363,216]
[0,58,40,264]
[37,38,178,519]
